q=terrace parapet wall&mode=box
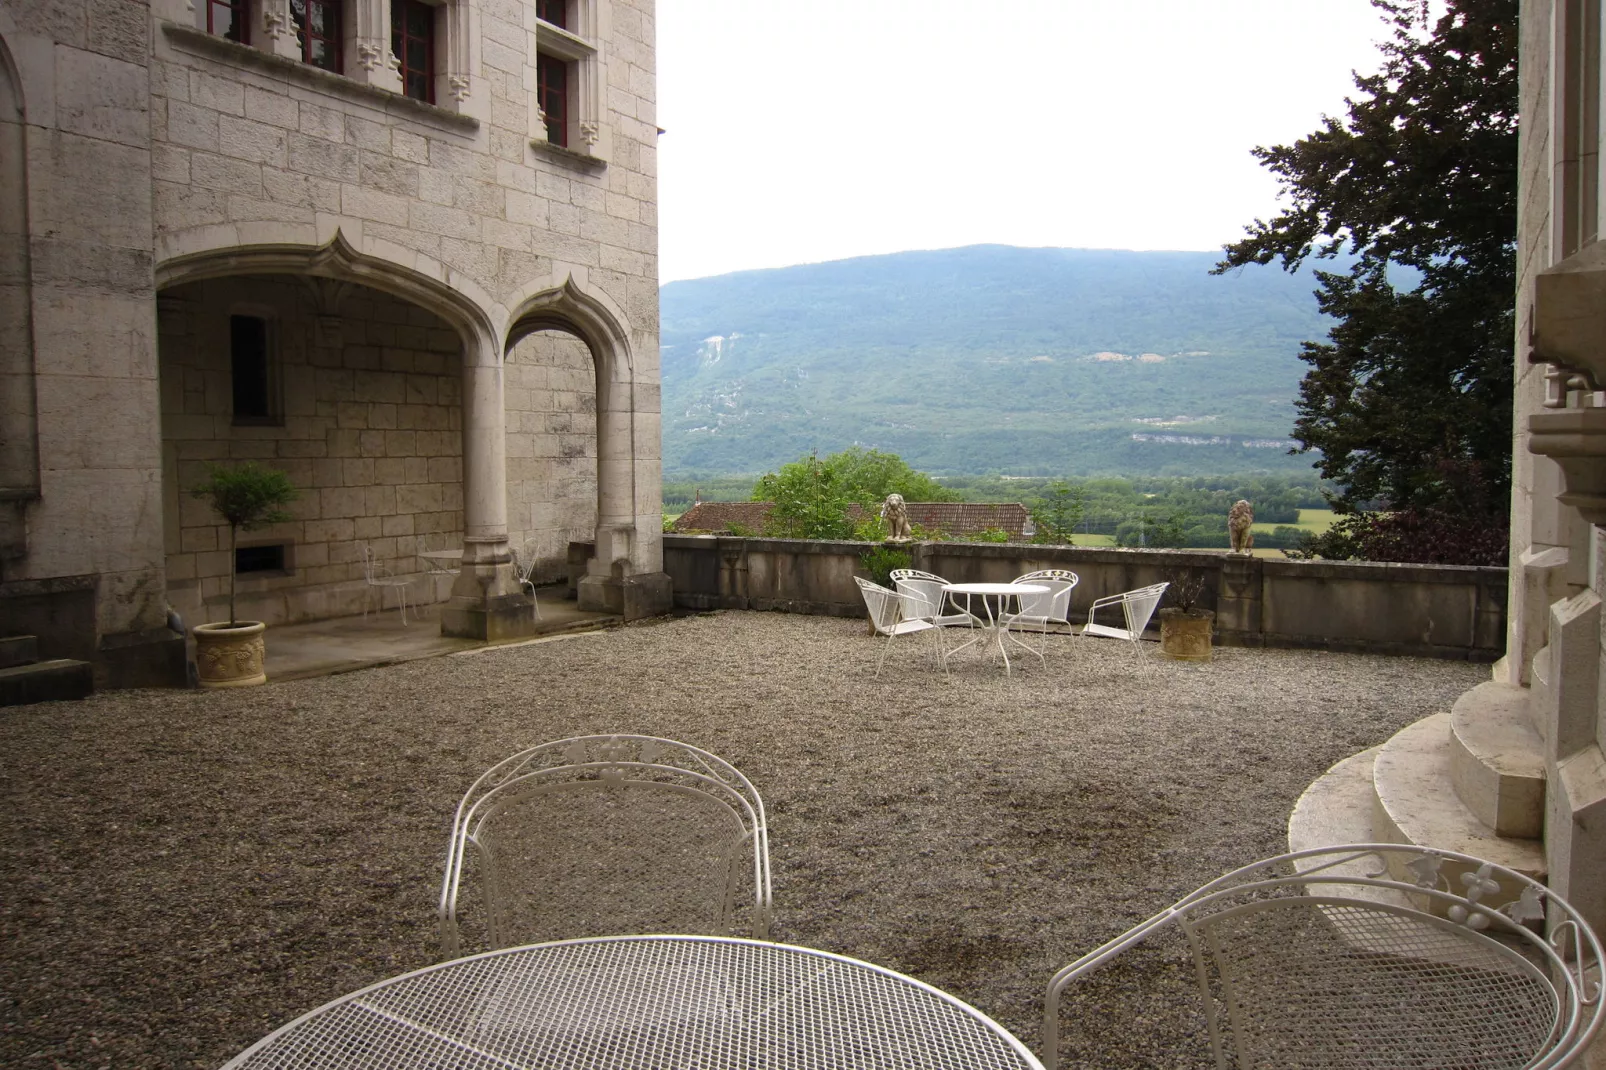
[663,536,1508,661]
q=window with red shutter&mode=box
[206,0,250,44]
[537,53,568,146]
[391,0,436,104]
[291,0,343,73]
[536,0,566,29]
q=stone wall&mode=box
[0,0,182,684]
[159,275,465,625]
[664,536,1509,661]
[158,278,602,625]
[505,330,597,584]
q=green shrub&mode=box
[859,545,912,588]
[966,527,1011,543]
[190,462,298,626]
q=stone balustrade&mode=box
[661,535,1508,661]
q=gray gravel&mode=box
[0,610,1486,1069]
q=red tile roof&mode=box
[671,501,776,534]
[848,502,1030,538]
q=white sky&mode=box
[657,1,1435,283]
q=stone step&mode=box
[1449,681,1545,838]
[1372,712,1545,902]
[1287,747,1415,912]
[0,658,94,707]
[0,635,39,669]
[1531,644,1551,736]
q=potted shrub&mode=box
[189,462,298,688]
[1158,567,1214,661]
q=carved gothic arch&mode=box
[503,275,635,386]
[154,230,501,359]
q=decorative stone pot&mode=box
[1159,608,1214,662]
[192,621,268,688]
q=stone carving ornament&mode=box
[1228,499,1254,554]
[881,494,912,542]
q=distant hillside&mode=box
[659,245,1338,478]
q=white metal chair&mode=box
[1002,569,1080,655]
[508,540,543,621]
[1043,843,1604,1070]
[855,576,947,677]
[889,568,981,628]
[361,543,412,625]
[439,734,772,958]
[1080,581,1167,668]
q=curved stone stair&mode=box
[1289,681,1546,898]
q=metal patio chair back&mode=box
[439,735,772,958]
[507,540,543,621]
[1080,581,1166,667]
[1003,569,1079,650]
[855,576,947,676]
[889,568,979,628]
[361,542,412,625]
[1043,843,1603,1070]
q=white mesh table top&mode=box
[223,935,1044,1070]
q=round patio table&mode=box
[220,934,1045,1070]
[942,582,1048,675]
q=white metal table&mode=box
[942,583,1048,675]
[220,935,1044,1070]
[417,549,462,570]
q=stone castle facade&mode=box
[1,0,669,684]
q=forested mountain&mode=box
[660,245,1342,478]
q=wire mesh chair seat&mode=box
[1000,569,1080,654]
[889,568,982,629]
[855,576,948,677]
[1080,581,1167,669]
[508,540,543,621]
[439,735,771,959]
[361,542,413,625]
[1043,843,1603,1070]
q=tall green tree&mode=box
[751,447,957,539]
[1215,0,1515,563]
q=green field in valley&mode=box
[1253,508,1337,535]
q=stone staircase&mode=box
[1289,679,1546,886]
[0,635,94,707]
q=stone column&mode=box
[440,337,535,640]
[577,378,671,618]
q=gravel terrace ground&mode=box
[0,610,1487,1069]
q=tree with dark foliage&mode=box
[1215,0,1515,565]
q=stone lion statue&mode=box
[881,493,912,542]
[1228,499,1255,554]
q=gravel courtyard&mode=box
[0,610,1487,1069]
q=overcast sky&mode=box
[656,1,1434,283]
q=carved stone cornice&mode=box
[1529,407,1606,524]
[1532,241,1606,392]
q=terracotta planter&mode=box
[192,621,268,688]
[1159,608,1214,662]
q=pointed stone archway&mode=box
[505,277,671,620]
[154,232,538,640]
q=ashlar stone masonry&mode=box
[2,0,667,682]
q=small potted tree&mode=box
[1158,566,1214,661]
[189,462,298,688]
